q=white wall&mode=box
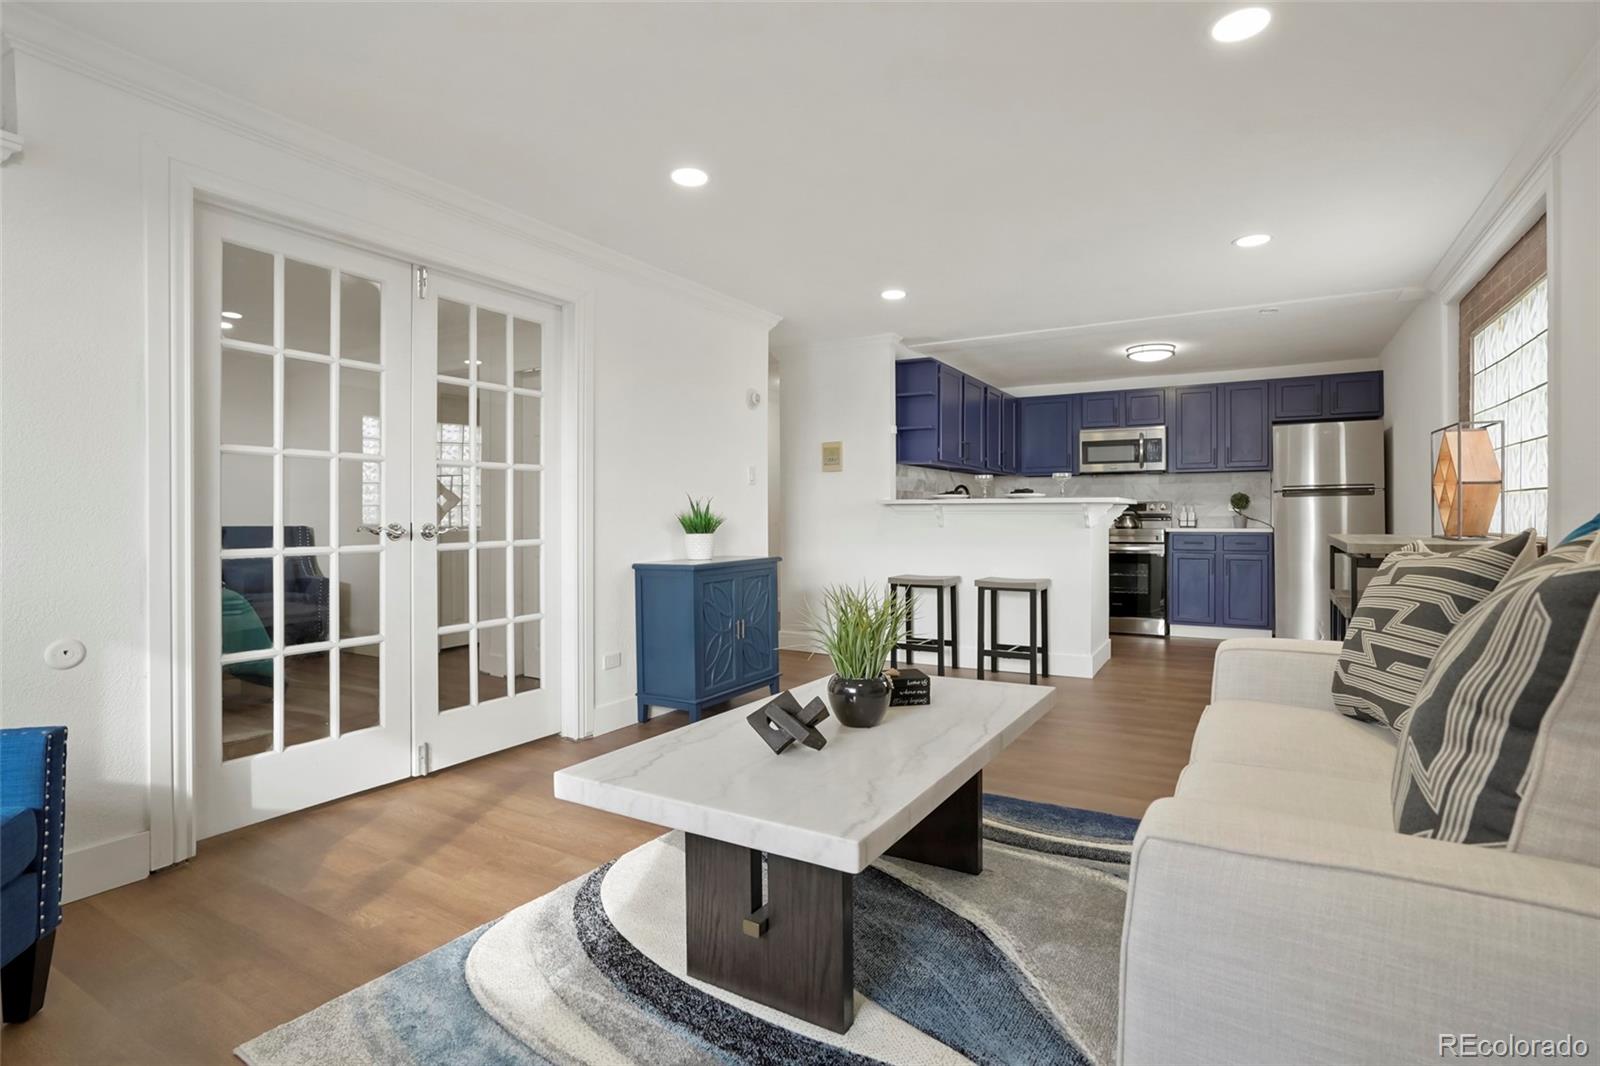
[0,31,775,892]
[1550,105,1600,538]
[1378,296,1452,534]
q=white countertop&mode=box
[553,675,1054,873]
[1167,526,1273,534]
[883,496,1135,507]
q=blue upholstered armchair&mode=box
[2,726,65,1023]
[222,525,331,647]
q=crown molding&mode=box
[0,4,782,331]
[1426,38,1599,297]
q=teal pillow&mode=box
[1560,513,1600,545]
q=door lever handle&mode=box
[419,523,438,541]
[356,524,384,537]
[384,522,409,541]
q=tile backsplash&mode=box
[895,465,1272,525]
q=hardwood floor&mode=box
[0,637,1215,1064]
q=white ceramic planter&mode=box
[1232,512,1248,528]
[684,533,715,560]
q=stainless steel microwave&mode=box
[1078,425,1167,474]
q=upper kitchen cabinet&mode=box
[999,395,1020,473]
[1220,381,1271,471]
[1018,395,1076,475]
[895,357,1017,473]
[1171,385,1221,471]
[1124,388,1167,427]
[1326,372,1384,419]
[1171,381,1271,472]
[1079,391,1122,429]
[1271,371,1384,423]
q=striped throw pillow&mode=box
[1392,536,1600,861]
[1331,530,1537,733]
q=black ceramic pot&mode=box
[827,675,892,728]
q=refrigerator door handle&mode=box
[1279,485,1378,498]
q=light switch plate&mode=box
[602,651,622,670]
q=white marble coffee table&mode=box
[554,674,1055,1032]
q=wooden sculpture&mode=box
[1433,426,1501,537]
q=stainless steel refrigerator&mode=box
[1272,420,1387,640]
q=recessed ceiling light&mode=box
[1233,233,1272,248]
[880,289,907,301]
[1126,343,1176,363]
[220,321,234,331]
[221,311,243,320]
[670,167,708,188]
[1211,7,1271,43]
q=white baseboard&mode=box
[778,628,811,652]
[1169,624,1273,641]
[586,694,641,738]
[63,831,150,903]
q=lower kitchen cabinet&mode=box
[634,557,781,722]
[1168,533,1274,631]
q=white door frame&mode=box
[143,148,595,867]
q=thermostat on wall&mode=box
[821,441,843,472]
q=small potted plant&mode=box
[677,496,724,560]
[808,583,912,728]
[1230,491,1251,528]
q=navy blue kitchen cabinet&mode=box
[1326,372,1384,419]
[1220,535,1274,628]
[960,375,985,470]
[936,363,964,464]
[1271,376,1324,422]
[634,557,781,722]
[1168,533,1274,631]
[1271,371,1383,422]
[1124,388,1166,427]
[1000,395,1020,473]
[1171,385,1221,471]
[984,386,1005,472]
[1220,381,1271,471]
[1079,392,1123,429]
[1018,395,1076,475]
[1168,538,1218,625]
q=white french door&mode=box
[194,206,562,837]
[411,273,562,771]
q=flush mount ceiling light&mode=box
[1233,233,1272,248]
[221,310,242,320]
[1211,7,1271,42]
[670,167,709,188]
[1126,343,1176,363]
[880,289,907,301]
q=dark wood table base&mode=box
[683,771,983,1033]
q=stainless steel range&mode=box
[1109,501,1171,637]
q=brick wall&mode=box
[1458,215,1547,421]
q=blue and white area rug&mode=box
[237,796,1138,1066]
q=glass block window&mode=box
[1471,276,1548,537]
[360,415,381,526]
[436,422,482,531]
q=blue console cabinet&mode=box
[634,557,781,722]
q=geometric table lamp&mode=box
[1432,423,1502,538]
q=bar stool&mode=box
[974,577,1050,685]
[886,575,960,675]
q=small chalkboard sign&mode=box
[887,668,931,706]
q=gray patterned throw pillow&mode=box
[1332,530,1537,733]
[1392,537,1600,862]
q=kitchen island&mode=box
[873,496,1134,677]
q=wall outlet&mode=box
[602,651,622,670]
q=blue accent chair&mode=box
[221,525,331,646]
[2,726,66,1022]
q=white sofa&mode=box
[1118,638,1600,1066]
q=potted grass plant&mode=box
[1231,491,1251,528]
[807,582,912,728]
[677,496,725,560]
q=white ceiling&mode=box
[30,2,1599,379]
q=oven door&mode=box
[1109,545,1168,636]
